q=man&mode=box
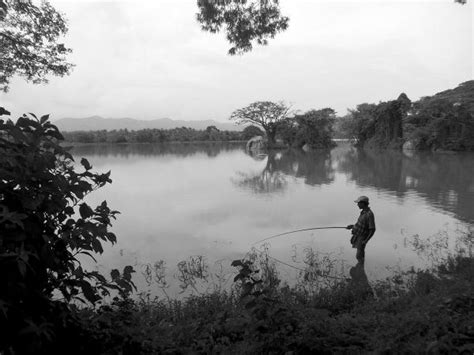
[347,196,376,264]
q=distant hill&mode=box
[53,116,242,132]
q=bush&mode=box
[0,111,134,352]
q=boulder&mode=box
[402,140,416,151]
[246,135,266,152]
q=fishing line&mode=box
[253,226,347,245]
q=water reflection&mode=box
[72,142,474,224]
[336,145,474,223]
[69,142,245,158]
[337,148,405,197]
[218,143,474,223]
[348,263,372,297]
[69,142,474,292]
[234,149,335,194]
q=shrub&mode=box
[0,111,134,352]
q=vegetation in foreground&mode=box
[45,249,474,354]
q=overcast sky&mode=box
[1,0,472,122]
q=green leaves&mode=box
[0,205,27,229]
[1,0,73,92]
[0,107,11,116]
[196,0,289,55]
[80,158,92,171]
[110,267,137,298]
[79,203,94,219]
[0,112,134,352]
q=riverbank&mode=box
[47,249,473,354]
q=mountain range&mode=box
[53,116,242,132]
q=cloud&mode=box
[1,0,471,120]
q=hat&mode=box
[354,196,369,203]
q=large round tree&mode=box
[230,101,290,148]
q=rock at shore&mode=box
[246,135,266,152]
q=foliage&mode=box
[196,0,289,55]
[230,101,291,147]
[344,103,379,146]
[343,95,408,149]
[276,108,338,149]
[405,81,474,151]
[0,110,134,352]
[59,245,474,354]
[343,81,474,151]
[62,126,246,144]
[241,124,264,140]
[289,108,337,149]
[0,0,73,92]
[195,0,466,56]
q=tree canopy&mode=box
[196,0,466,55]
[196,0,289,55]
[230,101,290,146]
[0,0,73,92]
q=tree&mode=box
[0,0,73,92]
[294,108,337,149]
[230,101,290,147]
[196,0,289,55]
[0,111,134,352]
[196,0,465,56]
[135,129,154,143]
[344,103,378,146]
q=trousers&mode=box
[356,243,366,263]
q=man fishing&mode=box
[346,196,376,264]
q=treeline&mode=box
[62,125,264,144]
[338,80,474,151]
[277,108,337,149]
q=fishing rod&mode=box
[253,226,347,245]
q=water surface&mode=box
[72,142,474,295]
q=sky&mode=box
[1,0,472,122]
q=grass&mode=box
[59,232,474,354]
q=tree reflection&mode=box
[234,149,335,194]
[70,142,245,158]
[337,146,474,223]
[337,148,405,197]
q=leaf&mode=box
[91,239,103,254]
[106,232,117,244]
[64,206,74,215]
[80,158,92,170]
[80,281,99,304]
[79,203,94,219]
[0,107,11,116]
[110,269,120,281]
[123,265,135,281]
[40,114,50,123]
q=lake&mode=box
[71,142,474,296]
